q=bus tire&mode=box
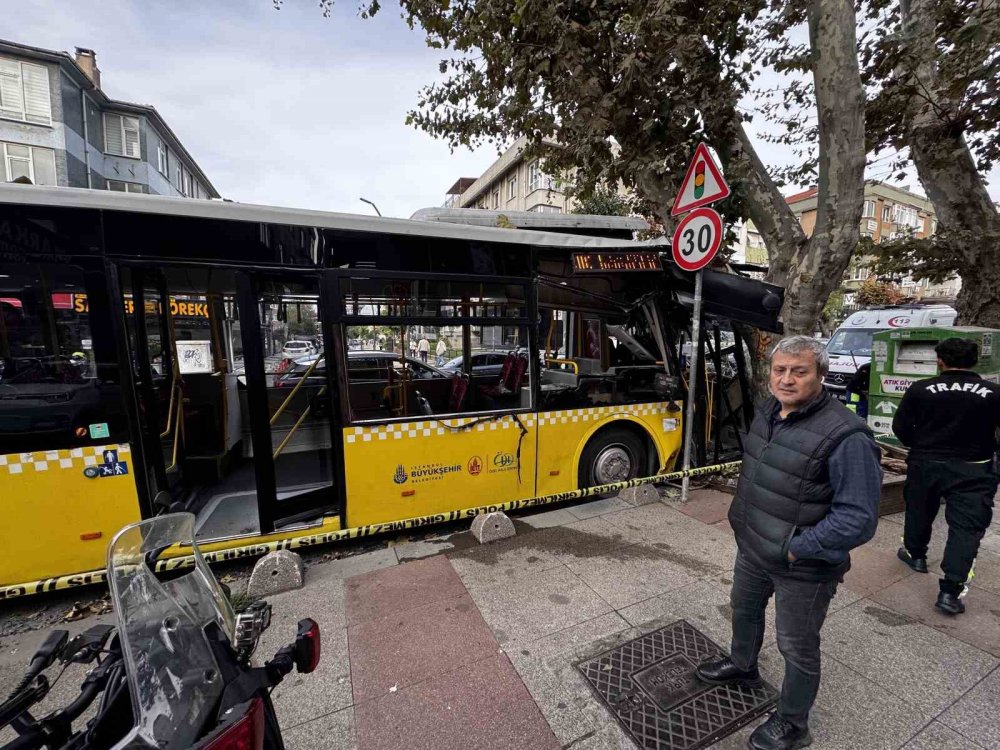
[578,427,647,491]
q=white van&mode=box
[823,304,957,397]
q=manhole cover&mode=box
[576,619,777,749]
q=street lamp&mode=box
[359,197,382,217]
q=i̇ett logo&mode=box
[393,464,408,484]
[468,456,483,476]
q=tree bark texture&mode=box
[899,0,1000,327]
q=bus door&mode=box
[236,271,343,533]
[123,266,342,540]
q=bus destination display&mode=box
[571,252,661,273]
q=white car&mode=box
[281,341,315,357]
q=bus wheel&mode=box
[578,427,647,490]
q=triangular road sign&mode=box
[671,142,731,217]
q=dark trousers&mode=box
[903,458,997,595]
[730,552,838,730]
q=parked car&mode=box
[440,351,509,378]
[281,340,316,357]
[273,351,452,417]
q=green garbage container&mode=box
[868,326,1000,447]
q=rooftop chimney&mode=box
[74,48,101,90]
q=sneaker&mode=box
[935,591,965,615]
[748,713,813,749]
[897,547,928,574]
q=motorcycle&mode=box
[0,513,319,749]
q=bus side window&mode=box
[0,262,128,455]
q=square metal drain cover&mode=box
[577,619,778,750]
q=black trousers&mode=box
[729,552,839,731]
[903,458,997,595]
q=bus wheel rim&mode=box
[593,444,632,484]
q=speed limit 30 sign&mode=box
[671,207,723,272]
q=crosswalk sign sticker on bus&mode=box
[671,142,730,217]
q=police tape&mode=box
[0,460,742,601]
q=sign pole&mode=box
[681,270,703,503]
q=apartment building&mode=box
[0,38,218,198]
[444,136,576,214]
[788,181,958,300]
[731,181,959,301]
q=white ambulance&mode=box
[823,304,957,398]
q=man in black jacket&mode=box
[696,336,882,750]
[892,337,1000,615]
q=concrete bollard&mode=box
[247,549,305,598]
[471,511,516,544]
[618,484,661,507]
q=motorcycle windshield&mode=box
[107,513,236,749]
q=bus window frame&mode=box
[334,268,537,426]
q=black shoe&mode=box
[935,591,965,615]
[695,656,760,685]
[748,713,813,750]
[897,547,928,574]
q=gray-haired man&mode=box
[696,336,883,749]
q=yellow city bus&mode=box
[0,187,782,597]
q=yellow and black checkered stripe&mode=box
[0,445,131,474]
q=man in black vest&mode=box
[696,336,882,750]
[892,337,1000,615]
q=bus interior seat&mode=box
[449,374,469,412]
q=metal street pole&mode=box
[359,197,382,217]
[681,269,703,502]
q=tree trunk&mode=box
[778,0,866,337]
[899,0,1000,327]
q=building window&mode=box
[849,262,870,281]
[882,204,893,222]
[184,170,193,198]
[529,204,562,214]
[2,141,56,185]
[491,188,500,209]
[104,113,140,158]
[862,200,875,218]
[507,175,517,200]
[528,160,545,192]
[0,57,51,125]
[893,205,920,229]
[107,179,145,193]
[157,142,168,176]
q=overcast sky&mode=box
[12,1,998,217]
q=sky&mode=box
[10,1,998,217]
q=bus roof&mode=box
[409,208,648,239]
[0,185,665,251]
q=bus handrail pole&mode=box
[159,378,179,439]
[681,270,703,502]
[165,397,184,473]
[270,353,322,426]
[544,358,578,374]
[273,386,326,460]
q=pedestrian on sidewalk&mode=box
[436,337,448,365]
[892,337,1000,615]
[696,336,882,750]
[417,335,430,363]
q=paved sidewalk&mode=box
[248,487,1000,750]
[2,487,999,749]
